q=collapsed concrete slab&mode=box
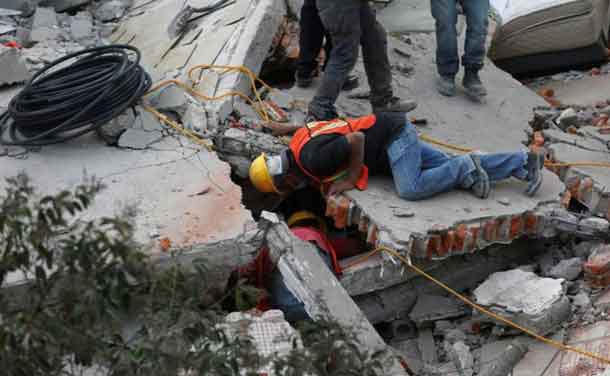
[277,34,564,291]
[473,269,571,336]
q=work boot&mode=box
[373,96,417,113]
[525,151,545,197]
[437,75,456,97]
[463,70,487,102]
[469,153,490,199]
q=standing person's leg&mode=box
[461,0,490,100]
[360,3,416,113]
[388,124,481,200]
[296,0,325,88]
[431,0,459,96]
[308,0,361,120]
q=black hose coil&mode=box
[0,44,151,146]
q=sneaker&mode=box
[525,151,544,197]
[463,70,487,101]
[469,153,490,199]
[373,96,417,113]
[437,75,456,97]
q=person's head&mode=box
[249,150,303,194]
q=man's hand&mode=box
[327,179,356,196]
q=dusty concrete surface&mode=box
[537,74,610,107]
[0,134,255,251]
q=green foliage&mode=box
[0,174,385,376]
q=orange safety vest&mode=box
[289,115,377,191]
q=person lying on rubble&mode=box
[248,111,545,200]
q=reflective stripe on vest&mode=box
[289,115,377,191]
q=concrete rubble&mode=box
[473,269,571,335]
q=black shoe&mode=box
[525,151,544,197]
[373,96,417,113]
[437,75,456,97]
[463,70,487,101]
[469,153,490,199]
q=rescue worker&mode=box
[432,0,490,101]
[295,0,358,91]
[307,0,416,121]
[248,112,545,201]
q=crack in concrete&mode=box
[100,150,200,180]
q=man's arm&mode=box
[327,131,365,196]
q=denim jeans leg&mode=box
[461,0,489,71]
[297,0,325,77]
[359,3,393,107]
[388,124,476,200]
[268,250,333,322]
[431,0,459,77]
[309,0,361,120]
[478,151,528,181]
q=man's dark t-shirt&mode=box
[297,112,405,177]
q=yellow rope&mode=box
[141,103,214,151]
[353,245,610,365]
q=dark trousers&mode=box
[308,0,393,120]
[431,0,489,77]
[296,0,331,77]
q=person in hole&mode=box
[248,112,545,200]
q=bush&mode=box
[0,174,383,376]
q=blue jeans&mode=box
[431,0,490,76]
[268,250,333,322]
[387,122,528,200]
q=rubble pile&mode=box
[376,239,610,375]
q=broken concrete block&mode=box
[444,328,467,344]
[478,340,528,376]
[444,341,473,376]
[182,101,208,133]
[580,217,610,233]
[134,107,163,132]
[0,44,31,86]
[584,244,610,288]
[118,128,163,150]
[548,257,582,281]
[595,289,610,311]
[93,0,128,22]
[571,291,592,310]
[156,85,188,116]
[556,108,578,130]
[2,0,39,16]
[234,99,261,119]
[214,310,304,374]
[473,269,570,335]
[433,320,454,337]
[69,12,93,43]
[574,241,602,260]
[409,294,468,327]
[29,7,60,43]
[417,328,437,365]
[96,109,136,145]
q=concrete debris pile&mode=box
[0,0,133,87]
[380,239,610,375]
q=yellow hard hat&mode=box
[287,210,327,231]
[249,153,280,194]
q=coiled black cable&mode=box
[0,44,151,146]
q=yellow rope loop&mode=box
[369,245,610,366]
